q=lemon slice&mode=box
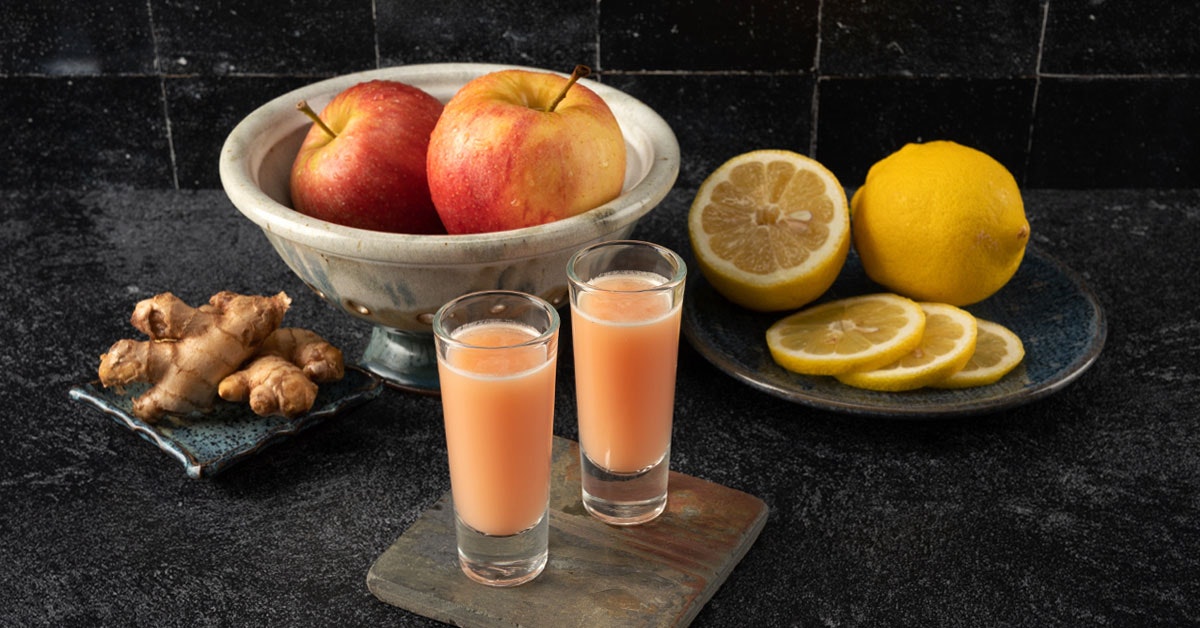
[835,302,979,392]
[689,150,851,312]
[931,318,1025,388]
[766,293,926,375]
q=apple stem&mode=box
[545,65,591,113]
[296,100,338,139]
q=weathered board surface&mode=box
[367,436,768,627]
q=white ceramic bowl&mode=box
[219,63,679,391]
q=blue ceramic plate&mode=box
[69,365,383,477]
[682,247,1106,418]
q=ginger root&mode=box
[218,328,344,418]
[98,291,291,422]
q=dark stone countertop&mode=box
[1,186,1197,627]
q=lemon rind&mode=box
[929,318,1025,389]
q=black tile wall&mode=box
[377,0,598,70]
[816,78,1036,185]
[820,1,1046,78]
[2,2,156,75]
[1029,78,1200,188]
[0,0,1196,191]
[1041,0,1200,75]
[605,74,815,187]
[150,0,377,76]
[599,0,819,72]
[1,77,172,189]
[165,76,319,188]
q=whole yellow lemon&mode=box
[849,141,1030,306]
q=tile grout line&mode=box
[1024,0,1051,187]
[146,0,179,190]
[595,0,603,73]
[809,0,823,158]
[599,69,1197,80]
[6,69,1182,80]
[158,80,178,190]
[371,0,382,69]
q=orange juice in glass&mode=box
[433,290,559,586]
[567,240,686,525]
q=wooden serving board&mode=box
[367,436,768,627]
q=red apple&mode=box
[426,66,626,234]
[289,80,445,234]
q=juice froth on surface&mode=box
[443,321,549,376]
[573,272,681,473]
[439,321,555,536]
[577,271,675,324]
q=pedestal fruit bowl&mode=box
[220,63,679,392]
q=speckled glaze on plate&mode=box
[682,246,1106,418]
[68,366,383,477]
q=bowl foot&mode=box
[361,326,440,395]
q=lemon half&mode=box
[690,150,850,312]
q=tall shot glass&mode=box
[433,290,559,586]
[567,240,686,525]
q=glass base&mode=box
[361,326,440,394]
[581,448,669,526]
[455,509,549,587]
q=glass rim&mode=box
[432,289,560,350]
[565,239,687,293]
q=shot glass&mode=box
[567,240,686,525]
[433,290,559,586]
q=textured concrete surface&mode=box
[1,187,1198,626]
